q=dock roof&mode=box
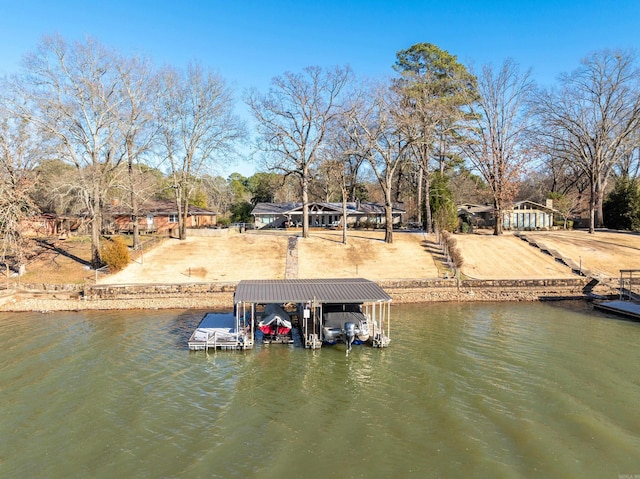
[234,278,392,304]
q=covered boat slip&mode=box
[187,312,254,350]
[234,278,392,350]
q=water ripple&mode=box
[1,302,640,478]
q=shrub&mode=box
[449,245,464,269]
[216,217,231,228]
[100,236,130,272]
[360,219,373,229]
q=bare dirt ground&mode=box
[15,237,93,284]
[455,233,575,279]
[455,229,640,280]
[103,233,290,283]
[296,230,441,279]
[98,228,640,285]
[101,230,443,283]
[4,228,639,311]
[518,230,640,277]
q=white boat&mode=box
[321,303,370,352]
[188,312,253,350]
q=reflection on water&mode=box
[1,302,639,478]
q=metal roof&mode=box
[250,201,406,216]
[234,278,392,304]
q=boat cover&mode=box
[323,311,366,329]
[259,304,292,334]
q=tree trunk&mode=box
[302,171,309,238]
[493,199,503,236]
[174,185,186,240]
[595,174,605,228]
[588,180,596,234]
[342,187,348,245]
[91,189,102,268]
[416,166,423,227]
[179,195,189,240]
[128,154,140,250]
[384,186,394,243]
[424,173,432,234]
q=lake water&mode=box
[1,302,639,478]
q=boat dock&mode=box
[189,278,392,351]
[594,300,640,320]
[593,269,640,320]
[234,278,392,350]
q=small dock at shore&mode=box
[594,300,640,320]
[593,269,640,320]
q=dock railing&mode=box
[619,270,640,301]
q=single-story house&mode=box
[458,203,494,229]
[251,201,406,229]
[20,214,87,237]
[103,199,217,234]
[503,200,557,230]
[458,200,557,231]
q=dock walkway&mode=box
[593,300,640,320]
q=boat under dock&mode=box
[234,278,392,350]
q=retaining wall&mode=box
[80,277,598,306]
[84,282,237,301]
[381,278,594,303]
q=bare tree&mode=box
[31,159,84,215]
[461,59,534,235]
[310,160,342,202]
[158,63,244,240]
[615,142,640,181]
[0,108,40,274]
[345,81,415,243]
[201,174,234,216]
[533,49,640,233]
[10,35,126,267]
[114,53,159,249]
[246,65,351,238]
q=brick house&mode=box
[104,199,217,234]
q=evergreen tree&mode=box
[430,172,458,232]
[603,177,640,230]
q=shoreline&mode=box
[0,276,611,312]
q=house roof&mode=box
[234,278,392,304]
[251,201,406,216]
[458,203,493,215]
[510,200,558,213]
[105,199,217,216]
[458,200,558,215]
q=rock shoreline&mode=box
[0,277,610,312]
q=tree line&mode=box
[1,34,639,273]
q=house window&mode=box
[169,214,178,223]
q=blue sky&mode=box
[1,0,638,176]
